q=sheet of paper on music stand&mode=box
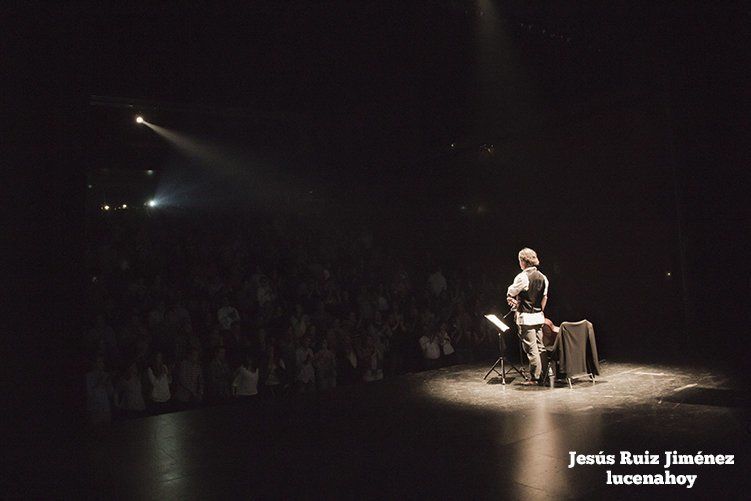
[484,314,509,332]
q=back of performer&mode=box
[506,247,549,385]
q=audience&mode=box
[84,212,505,422]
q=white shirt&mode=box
[233,366,259,396]
[439,331,455,355]
[507,267,549,326]
[419,335,441,360]
[147,366,171,402]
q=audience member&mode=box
[86,354,113,426]
[295,336,316,393]
[232,352,259,399]
[419,329,442,371]
[174,347,204,407]
[207,346,232,402]
[146,352,172,414]
[115,361,146,418]
[313,339,337,391]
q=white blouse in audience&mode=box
[233,366,259,396]
[147,366,171,402]
[117,375,145,411]
[419,335,441,360]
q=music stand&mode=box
[483,313,528,384]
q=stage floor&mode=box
[8,361,750,499]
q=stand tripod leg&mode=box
[500,357,506,385]
[483,357,504,380]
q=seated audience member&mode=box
[336,334,359,385]
[264,343,287,397]
[360,334,384,382]
[232,352,259,399]
[419,329,442,370]
[116,361,146,418]
[295,336,316,393]
[146,351,172,414]
[314,339,337,391]
[437,322,456,366]
[225,321,248,369]
[385,311,408,375]
[174,347,204,407]
[207,346,232,402]
[86,354,113,426]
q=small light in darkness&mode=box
[135,116,144,124]
[103,205,110,211]
[146,170,154,176]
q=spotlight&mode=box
[146,169,154,176]
[103,204,110,211]
[135,116,144,124]
[121,204,127,209]
[147,199,157,208]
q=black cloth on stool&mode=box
[556,320,600,378]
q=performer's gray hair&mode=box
[518,248,540,267]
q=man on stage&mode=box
[506,248,549,385]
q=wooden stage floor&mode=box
[5,361,749,499]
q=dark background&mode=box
[4,1,749,423]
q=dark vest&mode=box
[517,268,546,313]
